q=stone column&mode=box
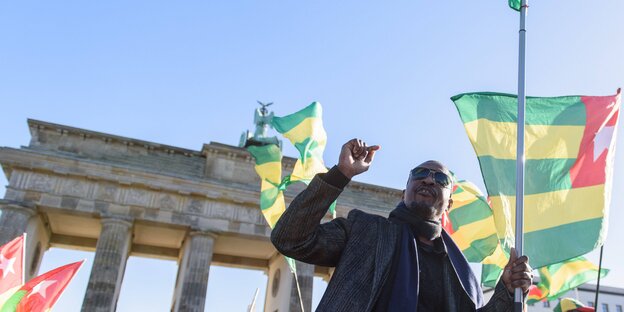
[81,218,132,312]
[171,231,215,312]
[0,199,36,246]
[0,200,48,281]
[24,214,51,281]
[264,256,314,312]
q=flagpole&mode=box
[594,245,604,309]
[514,0,528,311]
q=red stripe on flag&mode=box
[441,211,454,235]
[569,93,621,188]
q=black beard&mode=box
[389,201,443,240]
[406,199,439,221]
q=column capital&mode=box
[100,217,133,229]
[188,230,218,240]
[0,199,37,216]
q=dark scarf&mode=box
[388,201,442,241]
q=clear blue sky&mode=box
[1,1,623,311]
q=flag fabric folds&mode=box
[553,298,595,312]
[0,260,83,312]
[452,91,621,273]
[442,180,498,263]
[247,144,286,228]
[526,284,548,303]
[509,0,521,11]
[480,243,511,287]
[0,235,25,304]
[247,102,334,226]
[246,102,334,272]
[272,102,328,184]
[272,102,335,217]
[527,256,608,304]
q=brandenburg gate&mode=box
[0,119,400,311]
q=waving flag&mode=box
[0,235,25,304]
[480,243,512,287]
[554,298,595,312]
[247,144,286,228]
[272,102,328,184]
[509,0,521,11]
[452,90,621,271]
[442,180,498,262]
[526,256,608,304]
[0,260,83,312]
[247,103,334,272]
[526,284,548,303]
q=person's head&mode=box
[402,160,454,221]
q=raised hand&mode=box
[502,247,533,294]
[337,138,380,179]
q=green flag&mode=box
[509,0,521,11]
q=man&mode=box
[271,139,533,311]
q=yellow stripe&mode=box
[482,244,508,267]
[547,261,598,293]
[450,217,497,250]
[463,119,584,159]
[457,181,485,197]
[262,192,286,227]
[291,157,327,182]
[255,162,282,183]
[282,117,327,144]
[452,192,479,207]
[490,185,605,234]
[260,180,277,192]
[561,299,583,311]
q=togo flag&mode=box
[272,102,328,184]
[553,298,595,312]
[272,102,336,216]
[452,90,621,270]
[247,144,286,228]
[527,256,608,304]
[442,180,498,263]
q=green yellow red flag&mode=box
[553,298,595,312]
[247,144,286,228]
[442,180,498,263]
[247,102,334,272]
[453,90,621,285]
[272,102,328,184]
[452,90,621,277]
[271,102,336,216]
[526,256,608,304]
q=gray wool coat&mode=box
[271,171,516,312]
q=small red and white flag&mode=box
[0,260,83,312]
[0,234,25,301]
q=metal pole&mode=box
[594,245,604,309]
[247,288,259,312]
[293,271,306,312]
[514,0,528,311]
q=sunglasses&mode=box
[410,167,453,188]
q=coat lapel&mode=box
[366,219,400,311]
[442,230,485,308]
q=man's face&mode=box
[402,160,453,221]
